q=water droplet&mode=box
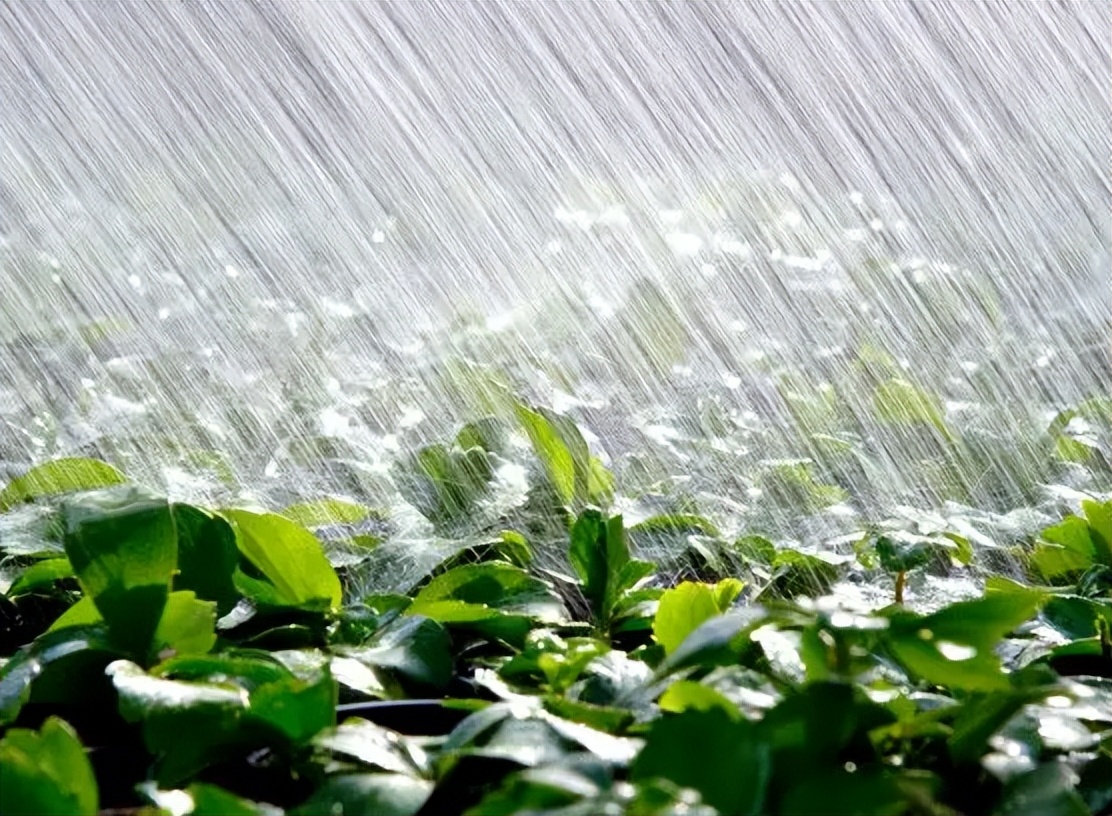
[936,641,977,661]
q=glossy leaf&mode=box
[150,591,218,661]
[0,624,117,725]
[884,593,1044,691]
[62,486,177,656]
[315,718,429,776]
[223,509,342,610]
[411,562,562,618]
[7,557,74,596]
[291,774,433,816]
[342,615,453,691]
[173,504,240,615]
[0,458,127,512]
[653,579,743,655]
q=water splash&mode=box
[0,2,1108,592]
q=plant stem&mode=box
[894,570,907,605]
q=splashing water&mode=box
[0,2,1109,595]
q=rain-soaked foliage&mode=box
[1,2,1110,815]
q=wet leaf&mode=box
[778,768,927,816]
[410,562,563,620]
[62,485,177,656]
[143,782,279,816]
[290,773,432,816]
[884,593,1044,691]
[150,591,218,661]
[223,508,342,610]
[173,504,240,615]
[342,615,453,692]
[282,497,374,527]
[873,378,953,440]
[655,609,766,678]
[0,716,98,816]
[653,580,742,655]
[517,404,611,507]
[315,718,428,776]
[7,557,74,596]
[397,443,495,526]
[658,679,741,718]
[569,509,652,630]
[247,664,336,744]
[0,458,127,512]
[632,709,769,815]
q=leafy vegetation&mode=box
[2,399,1110,816]
[2,173,1109,813]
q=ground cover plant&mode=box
[1,397,1111,816]
[2,173,1110,815]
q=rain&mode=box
[0,1,1109,597]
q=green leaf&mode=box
[396,444,494,526]
[1043,595,1112,641]
[315,718,428,776]
[410,562,563,620]
[456,417,509,455]
[758,461,848,514]
[110,658,247,717]
[883,593,1043,691]
[222,509,342,610]
[150,591,218,661]
[403,600,535,647]
[659,680,741,718]
[465,763,601,816]
[62,486,177,656]
[949,686,1058,765]
[873,378,953,440]
[46,594,102,632]
[153,653,293,689]
[632,709,769,815]
[282,498,374,527]
[501,634,609,692]
[290,774,433,816]
[517,404,581,506]
[569,510,650,629]
[762,548,841,599]
[341,615,453,691]
[655,610,766,678]
[0,717,98,816]
[517,404,611,507]
[653,580,741,656]
[874,533,946,574]
[0,458,127,512]
[173,504,240,615]
[734,535,777,566]
[247,665,336,745]
[7,558,74,596]
[1032,501,1112,581]
[424,531,533,577]
[108,659,248,785]
[1034,516,1100,580]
